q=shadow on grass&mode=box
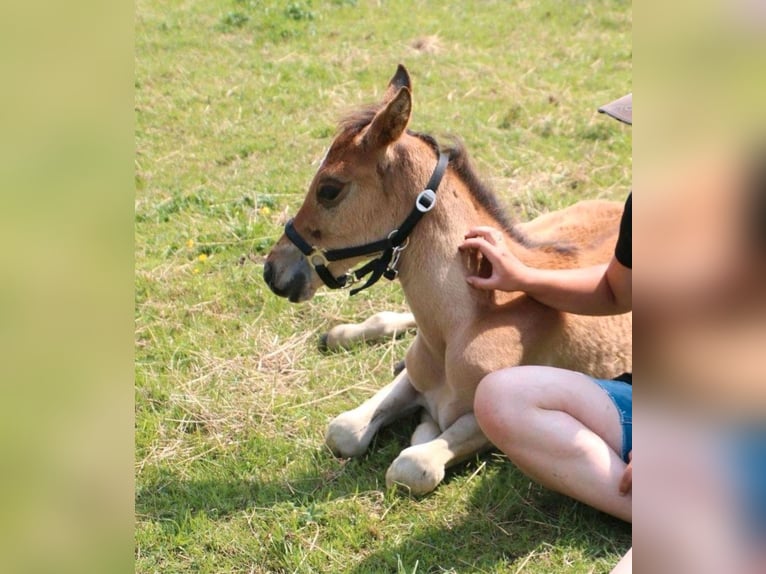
[347,457,631,573]
[135,417,420,522]
[136,416,630,572]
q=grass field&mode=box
[135,0,632,572]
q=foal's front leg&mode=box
[325,369,420,458]
[385,412,490,495]
[320,311,416,350]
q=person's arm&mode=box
[460,226,632,315]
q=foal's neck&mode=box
[395,169,529,334]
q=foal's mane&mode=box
[414,132,523,239]
[336,105,569,252]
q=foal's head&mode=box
[264,65,440,302]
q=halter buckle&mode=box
[415,189,436,213]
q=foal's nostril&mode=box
[263,260,274,285]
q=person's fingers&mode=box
[464,226,504,245]
[459,237,485,250]
[460,237,503,264]
[465,275,498,290]
[469,227,502,244]
[619,475,631,494]
[619,461,632,495]
[464,226,495,238]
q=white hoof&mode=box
[385,445,445,495]
[325,410,371,458]
[321,325,351,351]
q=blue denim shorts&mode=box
[590,377,632,463]
[728,427,766,540]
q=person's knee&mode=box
[475,365,541,409]
[474,369,508,423]
[474,367,539,442]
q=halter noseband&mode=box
[285,151,449,296]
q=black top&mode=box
[613,193,632,385]
[615,193,632,269]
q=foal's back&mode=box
[451,199,630,402]
[517,199,624,266]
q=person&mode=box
[459,95,633,573]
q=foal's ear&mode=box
[382,64,411,102]
[363,86,412,150]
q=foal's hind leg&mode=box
[325,369,420,458]
[320,311,416,351]
[385,413,490,495]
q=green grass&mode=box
[135,0,631,571]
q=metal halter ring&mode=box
[340,272,358,287]
[309,249,329,267]
[387,235,410,276]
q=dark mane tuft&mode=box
[442,138,517,234]
[337,104,381,137]
[414,135,573,253]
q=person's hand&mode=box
[619,450,632,495]
[460,226,530,292]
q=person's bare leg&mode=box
[474,365,631,522]
[610,548,632,573]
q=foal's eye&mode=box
[317,183,344,205]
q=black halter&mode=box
[285,151,449,296]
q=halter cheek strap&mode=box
[285,150,449,296]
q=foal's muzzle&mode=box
[263,243,316,302]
